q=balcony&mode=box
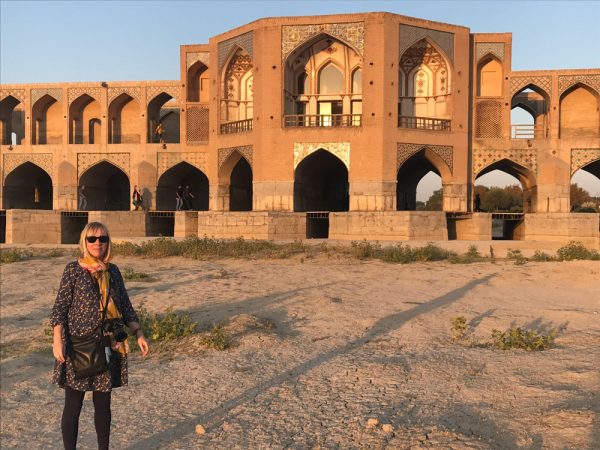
[511,124,547,139]
[398,116,451,131]
[220,119,253,135]
[284,114,362,128]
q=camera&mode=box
[103,319,128,342]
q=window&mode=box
[318,64,343,94]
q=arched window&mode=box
[477,57,503,97]
[351,68,362,94]
[318,63,343,94]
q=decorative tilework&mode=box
[219,32,253,70]
[475,43,504,62]
[146,85,180,104]
[293,142,350,170]
[282,22,364,62]
[0,89,26,104]
[218,145,253,169]
[68,87,102,105]
[510,76,552,97]
[396,143,453,173]
[571,148,600,175]
[77,153,130,178]
[186,107,209,142]
[186,52,210,70]
[472,148,537,175]
[157,152,208,177]
[31,88,63,105]
[558,74,600,96]
[107,87,141,104]
[400,24,454,64]
[3,153,53,180]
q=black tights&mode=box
[61,387,111,450]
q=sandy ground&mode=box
[1,252,599,449]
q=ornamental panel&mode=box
[510,76,552,97]
[218,145,253,169]
[77,153,130,178]
[3,153,53,180]
[400,24,454,64]
[396,143,453,173]
[219,32,253,70]
[0,89,26,104]
[571,148,600,175]
[282,22,364,62]
[146,85,180,104]
[558,74,600,96]
[293,142,350,170]
[68,87,102,105]
[475,42,504,62]
[31,88,63,105]
[186,52,210,70]
[186,107,209,142]
[157,152,207,177]
[472,148,537,175]
[475,100,502,138]
[107,87,142,104]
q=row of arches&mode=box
[0,91,180,146]
[3,149,599,213]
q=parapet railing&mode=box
[398,116,451,131]
[511,124,547,139]
[220,119,253,134]
[284,114,362,128]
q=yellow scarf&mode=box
[78,257,129,355]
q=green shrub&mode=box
[556,241,600,261]
[451,316,468,340]
[491,327,557,351]
[350,240,382,260]
[449,245,484,264]
[382,243,456,264]
[200,323,231,351]
[128,304,198,350]
[0,249,31,264]
[506,248,527,265]
[530,250,555,262]
[122,267,151,281]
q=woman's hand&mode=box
[137,336,149,357]
[53,325,65,363]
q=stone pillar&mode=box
[349,181,395,211]
[253,181,294,211]
[174,211,198,237]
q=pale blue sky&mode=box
[1,0,599,197]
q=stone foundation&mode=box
[87,211,146,238]
[448,213,492,240]
[329,211,448,241]
[5,209,61,244]
[519,213,599,247]
[174,211,199,238]
[197,212,306,240]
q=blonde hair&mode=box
[79,222,112,262]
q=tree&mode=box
[570,183,592,209]
[421,189,443,210]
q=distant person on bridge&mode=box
[78,186,87,210]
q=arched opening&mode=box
[156,162,209,211]
[477,56,503,97]
[511,85,549,139]
[397,149,447,211]
[108,93,140,144]
[2,162,53,209]
[0,95,25,145]
[399,38,452,129]
[560,84,600,138]
[187,61,209,102]
[31,94,62,145]
[69,94,101,144]
[79,161,130,210]
[230,157,253,211]
[571,160,600,212]
[147,92,180,143]
[283,34,362,127]
[221,46,253,125]
[294,149,349,212]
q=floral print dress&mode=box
[50,262,139,392]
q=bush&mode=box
[556,241,600,261]
[350,240,382,260]
[382,243,456,264]
[506,248,527,265]
[491,327,557,351]
[530,250,555,262]
[451,316,468,340]
[449,245,484,264]
[122,267,151,281]
[0,249,31,264]
[200,323,231,351]
[128,304,198,350]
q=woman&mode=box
[51,222,149,450]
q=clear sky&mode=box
[1,0,599,197]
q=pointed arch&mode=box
[156,161,209,211]
[69,93,101,144]
[108,93,141,144]
[187,60,209,102]
[477,54,503,97]
[78,160,130,210]
[32,94,62,145]
[0,95,24,145]
[317,60,344,95]
[286,32,362,63]
[221,45,253,123]
[147,91,179,143]
[218,150,253,211]
[2,162,53,209]
[559,83,600,138]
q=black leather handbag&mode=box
[67,299,110,379]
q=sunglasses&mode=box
[86,236,109,244]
